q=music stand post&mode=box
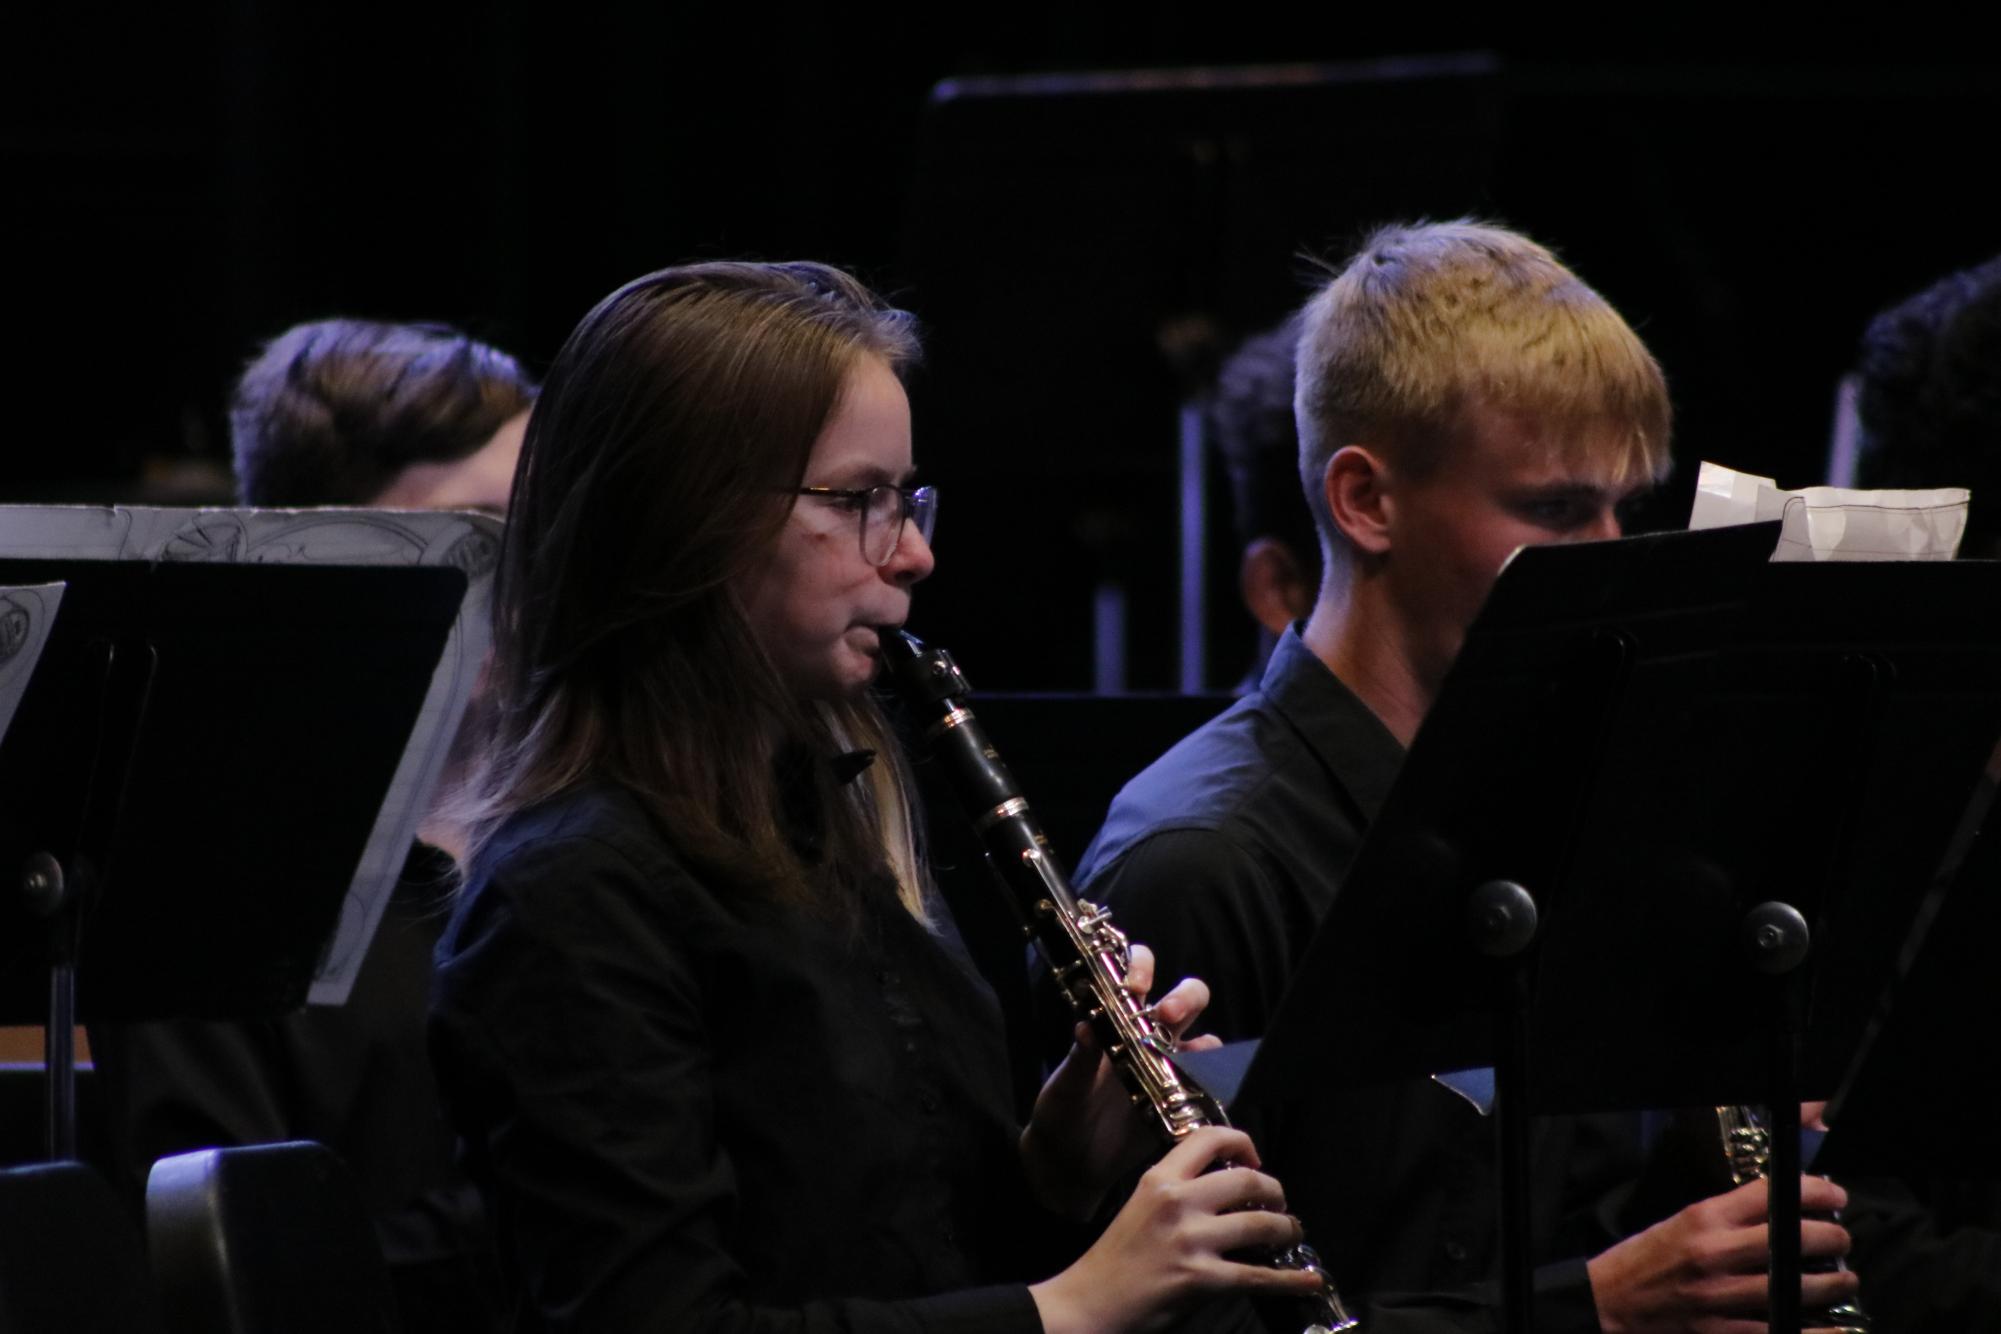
[1466,878,1540,1334]
[34,853,79,1163]
[1744,900,1813,1334]
[18,630,139,1163]
[34,849,79,1163]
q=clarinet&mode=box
[884,630,1358,1334]
[1716,1105,1869,1333]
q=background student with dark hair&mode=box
[230,318,533,518]
[1850,251,2001,557]
[90,316,535,1334]
[1207,314,1320,691]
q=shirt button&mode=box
[921,1092,941,1113]
[1442,1238,1469,1262]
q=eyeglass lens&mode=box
[861,484,937,565]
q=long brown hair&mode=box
[457,261,929,917]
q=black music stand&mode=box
[1236,526,2001,1334]
[0,558,465,1161]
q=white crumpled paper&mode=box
[1687,461,1970,561]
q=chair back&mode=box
[147,1141,398,1334]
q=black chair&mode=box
[147,1141,398,1334]
[0,1159,166,1334]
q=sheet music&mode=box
[1689,460,1969,560]
[0,506,500,1004]
[0,582,66,744]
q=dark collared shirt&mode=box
[1077,628,1401,1042]
[430,781,1043,1334]
[1076,628,1627,1334]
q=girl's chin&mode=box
[787,645,882,702]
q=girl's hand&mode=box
[1020,944,1220,1219]
[1029,1126,1328,1334]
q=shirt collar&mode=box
[774,744,879,863]
[1257,624,1405,828]
[831,749,876,786]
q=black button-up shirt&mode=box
[431,781,1045,1333]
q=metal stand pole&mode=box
[1469,879,1540,1334]
[1745,899,1810,1334]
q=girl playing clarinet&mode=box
[430,261,1325,1333]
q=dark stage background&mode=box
[6,13,1997,689]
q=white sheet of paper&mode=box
[0,506,500,1004]
[1689,461,1969,561]
[0,582,67,744]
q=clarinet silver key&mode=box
[886,630,1358,1334]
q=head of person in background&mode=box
[230,317,537,858]
[230,318,536,511]
[1208,313,1320,688]
[1295,219,1673,741]
[1852,251,2001,558]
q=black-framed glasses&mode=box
[793,483,938,566]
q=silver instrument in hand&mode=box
[885,630,1358,1334]
[1717,1104,1869,1334]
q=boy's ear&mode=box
[1324,445,1394,557]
